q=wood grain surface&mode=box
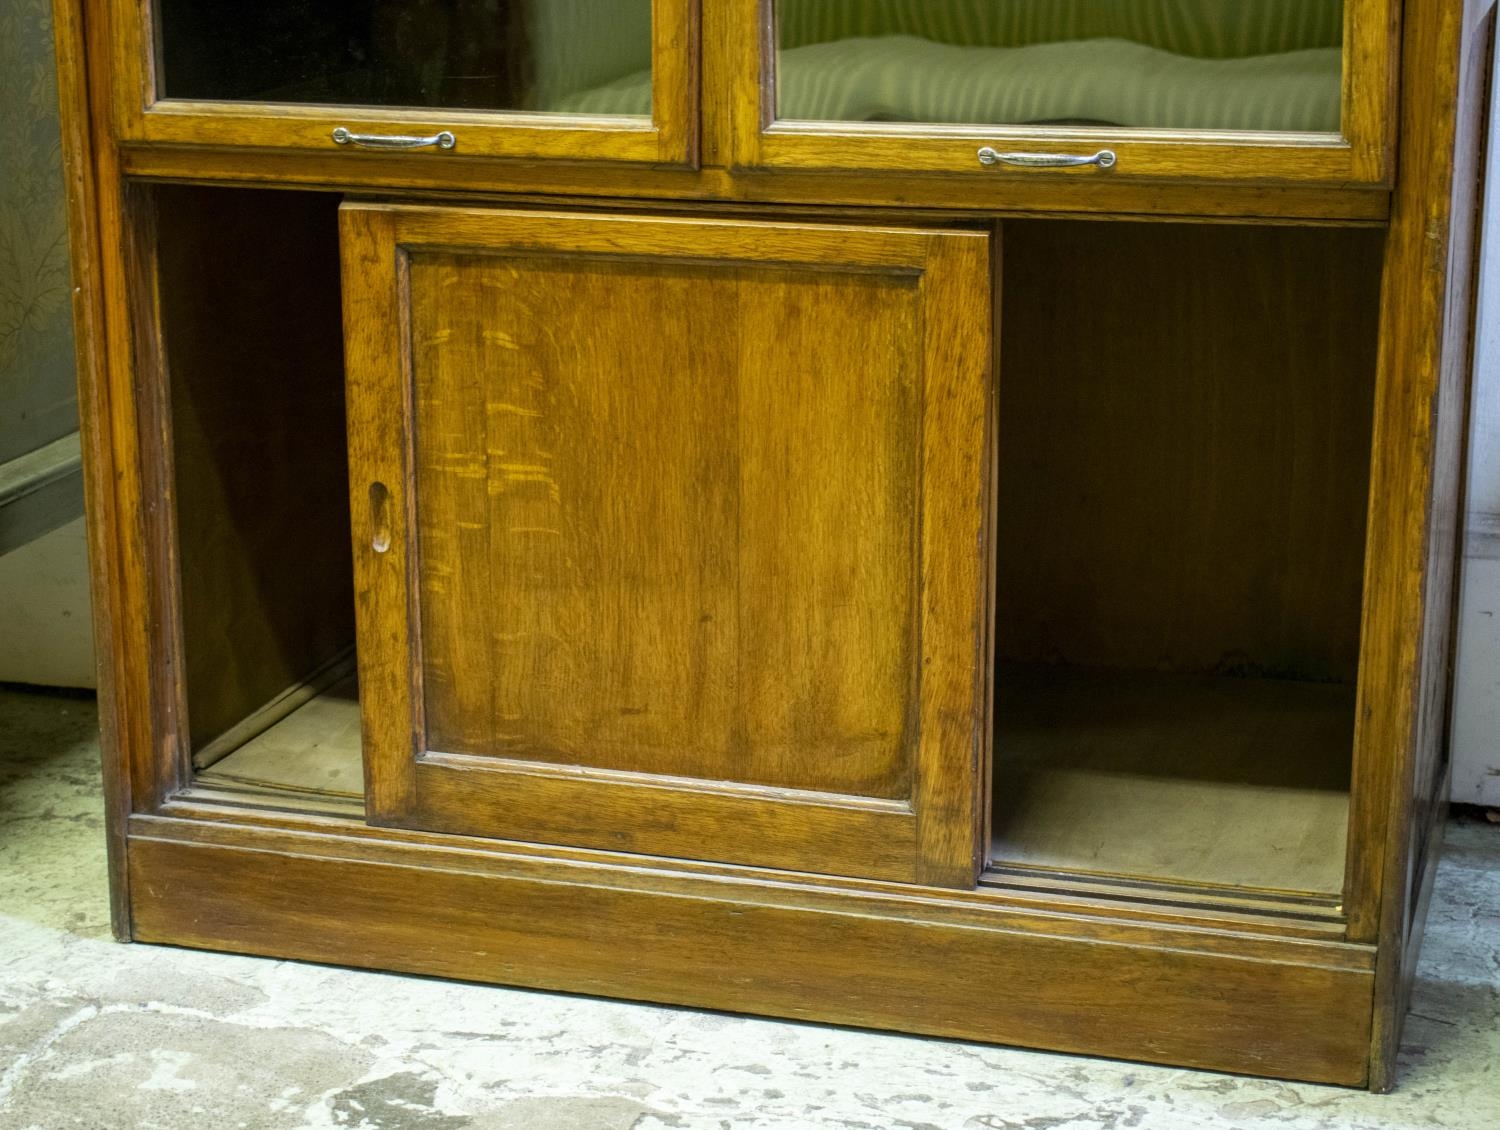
[50,0,1488,1087]
[50,0,134,939]
[412,252,916,796]
[117,145,1394,224]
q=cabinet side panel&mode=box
[1380,2,1494,1084]
[1357,0,1494,1093]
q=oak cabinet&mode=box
[54,0,1491,1092]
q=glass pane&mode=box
[155,0,653,116]
[774,1,1344,133]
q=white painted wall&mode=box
[0,516,95,688]
[1450,44,1500,809]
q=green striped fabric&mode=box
[553,0,1346,130]
[531,1,653,112]
[558,36,1341,132]
[777,0,1344,59]
[784,36,1339,130]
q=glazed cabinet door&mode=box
[108,0,695,165]
[730,0,1397,185]
[340,204,993,886]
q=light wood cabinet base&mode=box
[128,815,1376,1086]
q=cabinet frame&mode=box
[104,0,699,167]
[726,0,1399,186]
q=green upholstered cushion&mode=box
[776,0,1344,59]
[559,36,1341,133]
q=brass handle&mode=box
[332,127,457,151]
[977,147,1117,170]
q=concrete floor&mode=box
[1,687,1497,1130]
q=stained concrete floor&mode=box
[1,686,1497,1130]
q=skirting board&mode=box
[0,432,84,558]
[1452,554,1500,807]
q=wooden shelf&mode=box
[197,664,1353,899]
[991,666,1352,896]
[194,674,363,802]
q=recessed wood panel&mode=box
[412,257,918,797]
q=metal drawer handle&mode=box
[977,147,1116,170]
[332,127,457,151]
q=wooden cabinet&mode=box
[52,0,1492,1091]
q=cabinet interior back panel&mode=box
[996,221,1384,683]
[154,186,355,755]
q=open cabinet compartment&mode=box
[147,184,364,810]
[987,219,1384,900]
[154,184,997,888]
[150,186,1387,906]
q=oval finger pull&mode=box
[369,481,393,554]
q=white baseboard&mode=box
[0,432,84,557]
[1452,554,1500,806]
[0,516,96,689]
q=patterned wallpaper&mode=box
[0,0,79,466]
